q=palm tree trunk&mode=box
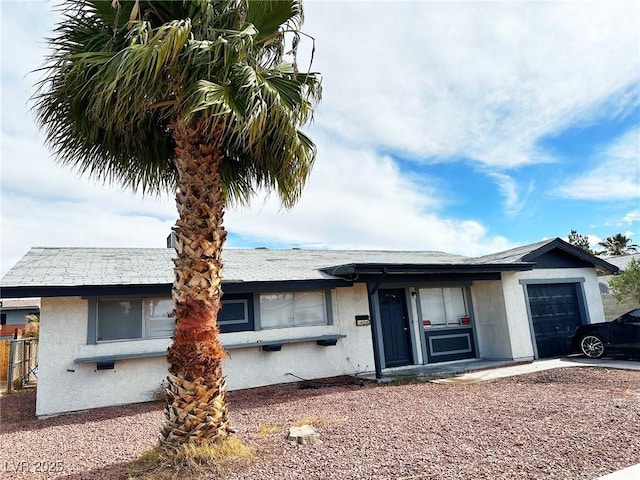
[161,120,230,449]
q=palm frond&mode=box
[33,0,321,205]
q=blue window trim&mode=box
[88,298,150,344]
[218,293,254,333]
[86,289,332,343]
[87,298,97,344]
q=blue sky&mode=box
[1,0,639,275]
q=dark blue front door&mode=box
[379,289,412,367]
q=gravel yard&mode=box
[1,367,639,480]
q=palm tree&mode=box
[33,0,321,449]
[598,233,639,256]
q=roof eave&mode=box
[0,278,353,299]
[322,262,535,277]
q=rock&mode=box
[287,424,322,445]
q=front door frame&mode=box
[370,287,417,370]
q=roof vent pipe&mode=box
[167,232,178,250]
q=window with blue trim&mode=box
[90,289,331,343]
[218,294,254,333]
[92,294,255,342]
[259,291,328,329]
[418,287,468,328]
[96,298,174,342]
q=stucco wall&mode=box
[36,284,374,417]
[37,297,171,417]
[500,267,605,360]
[600,293,637,321]
[599,275,638,321]
[221,284,374,389]
[470,280,513,360]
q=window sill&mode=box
[225,334,347,351]
[74,334,347,364]
[423,324,473,331]
[74,350,167,364]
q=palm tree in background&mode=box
[598,233,639,256]
[33,0,321,448]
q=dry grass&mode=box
[127,436,255,480]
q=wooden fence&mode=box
[0,339,9,380]
[2,338,38,392]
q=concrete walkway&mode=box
[430,356,640,384]
[358,356,640,385]
[597,463,640,480]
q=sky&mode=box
[1,0,639,276]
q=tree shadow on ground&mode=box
[0,389,163,435]
[0,376,368,436]
[54,462,130,480]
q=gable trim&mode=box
[521,238,618,273]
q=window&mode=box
[419,287,468,327]
[96,298,174,342]
[93,295,256,342]
[218,294,254,333]
[91,289,327,342]
[144,299,175,339]
[260,291,328,329]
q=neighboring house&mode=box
[0,238,617,417]
[598,253,640,321]
[0,298,40,338]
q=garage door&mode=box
[527,283,584,358]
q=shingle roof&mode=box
[0,298,41,309]
[472,238,619,274]
[1,247,176,288]
[470,239,553,264]
[0,238,617,295]
[0,247,469,288]
[600,253,640,271]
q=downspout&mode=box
[367,267,387,380]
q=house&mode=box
[0,238,617,417]
[0,298,40,338]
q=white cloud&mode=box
[1,1,638,275]
[622,210,640,225]
[555,127,640,200]
[587,235,602,251]
[304,1,639,167]
[1,191,175,275]
[226,135,512,256]
[485,172,534,217]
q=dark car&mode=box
[573,307,640,359]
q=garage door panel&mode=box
[528,283,583,358]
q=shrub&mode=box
[609,258,640,305]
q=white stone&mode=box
[288,425,322,445]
